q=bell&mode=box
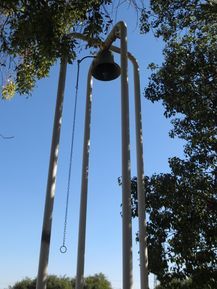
[91,50,121,81]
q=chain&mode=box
[60,56,95,254]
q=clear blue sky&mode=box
[0,4,184,289]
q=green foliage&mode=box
[84,273,112,289]
[0,0,113,97]
[133,0,217,287]
[9,274,112,289]
[2,79,16,100]
[46,275,73,289]
[0,0,145,99]
[155,278,193,289]
[135,172,217,287]
[10,278,36,289]
[11,276,72,289]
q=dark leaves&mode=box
[136,3,217,285]
[0,0,113,97]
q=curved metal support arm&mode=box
[127,53,149,289]
[111,45,149,289]
[69,21,124,52]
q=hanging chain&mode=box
[60,60,80,253]
[60,56,95,254]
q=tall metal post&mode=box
[131,55,149,289]
[119,22,133,289]
[75,68,93,289]
[36,57,68,289]
[111,45,149,289]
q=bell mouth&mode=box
[91,62,121,81]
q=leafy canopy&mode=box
[0,0,113,99]
[0,0,145,99]
[132,0,217,287]
[9,274,112,289]
[155,277,193,289]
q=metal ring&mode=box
[60,245,67,253]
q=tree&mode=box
[84,273,112,289]
[10,276,71,289]
[155,278,193,289]
[0,0,144,100]
[9,274,112,289]
[0,0,113,99]
[131,0,217,287]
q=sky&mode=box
[0,3,185,289]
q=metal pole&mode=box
[131,56,149,289]
[74,22,133,289]
[110,45,149,289]
[36,57,68,289]
[75,68,93,289]
[119,22,133,289]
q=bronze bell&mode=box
[91,49,121,81]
